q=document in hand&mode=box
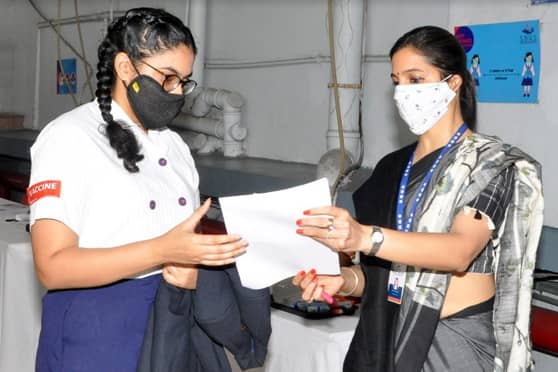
[219,178,341,289]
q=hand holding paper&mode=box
[219,178,340,289]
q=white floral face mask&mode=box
[393,75,456,135]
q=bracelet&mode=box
[339,267,359,296]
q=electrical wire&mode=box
[57,0,79,106]
[327,0,347,196]
[74,0,94,99]
[28,0,93,72]
[28,0,95,105]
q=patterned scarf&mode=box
[394,133,544,372]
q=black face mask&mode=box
[125,75,185,130]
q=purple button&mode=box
[158,158,167,166]
[178,197,187,206]
[149,200,156,210]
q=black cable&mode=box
[27,0,95,73]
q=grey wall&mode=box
[1,0,556,225]
[449,0,556,226]
[0,1,36,117]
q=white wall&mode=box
[205,0,557,225]
[204,0,331,162]
[32,0,190,127]
[0,1,37,120]
[361,0,450,167]
[203,0,450,162]
[447,0,558,226]
[2,0,556,225]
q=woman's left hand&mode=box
[296,206,371,254]
[163,263,198,289]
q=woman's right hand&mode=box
[157,198,248,266]
[292,268,344,303]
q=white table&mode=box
[230,308,358,372]
[0,198,44,372]
[263,309,358,372]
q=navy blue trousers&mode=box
[35,274,161,372]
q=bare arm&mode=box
[297,206,492,272]
[32,199,247,290]
[371,211,492,271]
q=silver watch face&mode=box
[372,230,383,243]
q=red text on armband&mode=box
[26,180,62,205]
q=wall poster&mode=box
[532,0,558,4]
[56,58,77,95]
[454,20,540,103]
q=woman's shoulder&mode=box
[33,102,103,151]
[375,142,416,170]
[355,143,416,196]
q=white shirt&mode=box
[28,100,199,277]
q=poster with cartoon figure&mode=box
[454,20,540,103]
[470,54,481,87]
[521,52,535,97]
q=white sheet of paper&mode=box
[219,178,340,289]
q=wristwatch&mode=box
[368,226,384,256]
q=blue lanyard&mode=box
[396,123,468,232]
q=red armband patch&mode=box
[26,180,62,205]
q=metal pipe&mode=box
[172,113,224,138]
[203,54,389,70]
[173,87,247,157]
[37,11,126,28]
[32,29,41,129]
[188,0,207,86]
[326,0,365,162]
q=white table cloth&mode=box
[0,198,44,372]
[263,309,358,372]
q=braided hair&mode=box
[95,8,197,172]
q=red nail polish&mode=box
[303,210,310,215]
[296,219,302,226]
[309,268,316,275]
[296,229,304,234]
[298,270,306,276]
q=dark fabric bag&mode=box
[137,265,271,372]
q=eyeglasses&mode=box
[134,60,198,95]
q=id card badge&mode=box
[387,263,406,304]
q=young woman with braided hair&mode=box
[28,8,247,371]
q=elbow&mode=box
[445,232,485,272]
[36,270,57,290]
[453,259,471,273]
[452,250,477,273]
[35,265,64,290]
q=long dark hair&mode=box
[389,26,477,130]
[95,7,197,172]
